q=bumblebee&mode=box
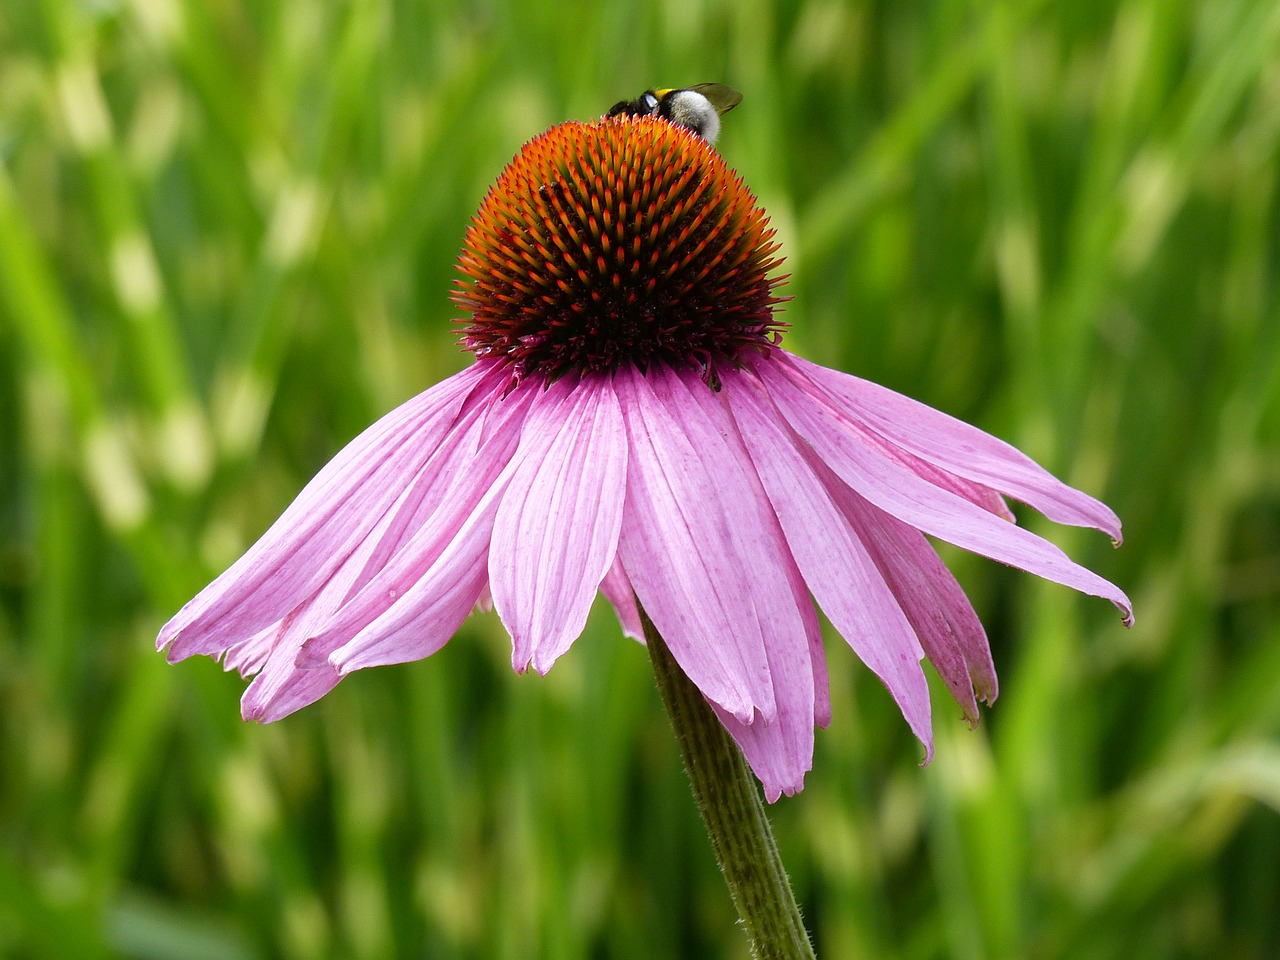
[606,83,743,144]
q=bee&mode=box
[606,83,743,144]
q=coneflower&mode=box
[160,113,1131,803]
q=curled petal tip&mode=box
[157,620,184,656]
[705,689,760,726]
[749,701,777,727]
[916,729,936,766]
[1112,591,1135,629]
[975,680,999,706]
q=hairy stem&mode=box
[640,602,817,960]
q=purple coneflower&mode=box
[159,114,1131,802]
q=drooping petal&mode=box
[710,528,828,801]
[848,427,1016,522]
[244,462,482,721]
[286,377,509,630]
[243,649,343,723]
[319,504,495,674]
[836,486,997,721]
[292,381,540,679]
[800,571,832,732]
[490,375,627,674]
[159,361,503,661]
[222,621,282,678]
[785,352,1124,541]
[232,372,530,721]
[614,365,774,723]
[726,370,933,753]
[599,556,642,640]
[674,369,827,797]
[618,363,825,801]
[756,356,1134,626]
[619,363,823,727]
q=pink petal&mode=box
[837,488,996,722]
[614,366,773,721]
[800,573,832,731]
[848,427,1016,521]
[786,352,1123,541]
[711,528,828,801]
[242,647,343,722]
[676,369,827,796]
[726,371,933,754]
[610,515,824,799]
[321,508,494,673]
[599,556,642,640]
[235,373,531,721]
[615,363,825,799]
[244,480,473,721]
[756,357,1134,626]
[159,361,502,660]
[295,382,540,677]
[490,375,628,674]
[222,622,281,677]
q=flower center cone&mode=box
[453,117,789,384]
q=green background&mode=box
[2,0,1278,957]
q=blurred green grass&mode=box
[2,0,1278,957]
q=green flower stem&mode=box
[639,602,817,960]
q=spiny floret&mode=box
[453,116,787,382]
